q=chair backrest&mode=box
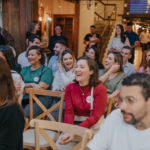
[106,98,116,117]
[30,119,94,150]
[24,88,64,123]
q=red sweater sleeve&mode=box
[64,84,75,125]
[79,84,107,128]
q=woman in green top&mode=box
[99,52,127,98]
[21,46,53,118]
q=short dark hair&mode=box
[74,56,101,87]
[122,46,132,55]
[55,39,67,47]
[127,22,133,26]
[89,46,99,63]
[56,24,63,30]
[90,25,96,28]
[28,35,41,44]
[26,46,45,65]
[122,73,150,101]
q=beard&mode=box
[121,107,147,125]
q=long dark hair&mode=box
[29,21,38,32]
[141,49,150,69]
[89,46,99,63]
[109,52,124,72]
[0,58,15,107]
[115,24,126,44]
[0,45,18,72]
[74,57,101,87]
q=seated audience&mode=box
[121,46,135,76]
[21,46,53,118]
[48,39,67,75]
[48,25,68,58]
[99,52,127,98]
[139,49,150,73]
[0,27,14,48]
[108,24,130,53]
[86,73,150,150]
[18,35,47,68]
[0,45,25,104]
[87,46,104,69]
[52,49,75,91]
[0,58,25,150]
[56,57,107,150]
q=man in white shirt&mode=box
[86,73,150,150]
[18,35,47,68]
[48,39,67,75]
[121,46,135,76]
[139,27,150,51]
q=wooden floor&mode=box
[134,47,142,73]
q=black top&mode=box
[0,32,5,45]
[97,61,104,69]
[48,35,68,55]
[84,33,99,50]
[0,103,25,150]
[26,31,41,39]
[15,63,21,73]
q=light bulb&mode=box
[39,17,42,21]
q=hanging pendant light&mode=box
[148,0,150,5]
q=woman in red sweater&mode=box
[56,56,107,149]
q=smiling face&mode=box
[146,51,150,63]
[53,43,63,56]
[29,38,41,47]
[0,51,6,61]
[121,48,132,63]
[74,59,93,85]
[62,53,74,70]
[87,48,95,60]
[116,25,121,35]
[35,23,40,31]
[105,53,117,70]
[27,49,41,65]
[120,85,148,125]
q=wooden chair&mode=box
[23,88,65,149]
[106,98,116,117]
[30,119,95,150]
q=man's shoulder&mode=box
[18,51,26,58]
[127,62,135,68]
[50,55,58,61]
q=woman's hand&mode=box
[108,64,120,74]
[58,133,75,145]
[58,63,63,73]
[108,49,114,53]
[32,83,43,89]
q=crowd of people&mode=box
[1,20,150,150]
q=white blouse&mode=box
[11,70,25,104]
[108,37,130,51]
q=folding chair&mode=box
[30,119,95,150]
[23,88,65,149]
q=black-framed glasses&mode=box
[116,95,143,106]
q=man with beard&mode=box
[48,39,67,75]
[85,73,150,150]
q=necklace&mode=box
[79,85,89,95]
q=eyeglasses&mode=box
[116,95,143,106]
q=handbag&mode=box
[74,87,105,131]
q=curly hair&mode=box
[26,46,45,65]
[122,73,150,101]
[74,56,101,87]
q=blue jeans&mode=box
[24,96,53,118]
